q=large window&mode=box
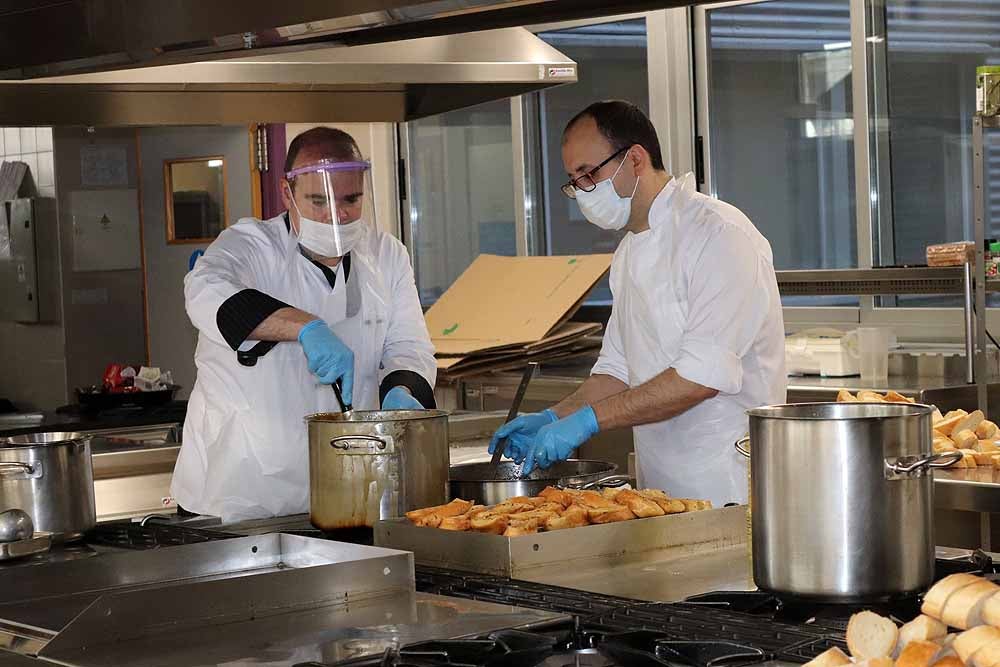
[535,19,649,303]
[701,0,858,306]
[877,0,1000,307]
[404,99,515,306]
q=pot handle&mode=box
[330,435,388,451]
[565,474,632,490]
[885,451,964,478]
[734,436,751,458]
[0,461,42,479]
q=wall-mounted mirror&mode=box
[164,156,228,244]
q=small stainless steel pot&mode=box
[0,432,96,541]
[449,459,627,506]
[737,402,961,601]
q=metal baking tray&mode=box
[0,531,51,561]
[375,504,746,577]
[0,533,413,662]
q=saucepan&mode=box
[449,459,629,506]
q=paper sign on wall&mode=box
[70,189,141,272]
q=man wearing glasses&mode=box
[489,100,785,506]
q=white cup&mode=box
[857,327,891,383]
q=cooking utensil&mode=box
[737,401,960,601]
[0,508,33,542]
[331,379,353,417]
[489,362,539,478]
[0,531,51,562]
[307,409,449,531]
[449,459,628,506]
[0,432,96,542]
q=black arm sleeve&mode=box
[216,288,291,351]
[379,370,436,409]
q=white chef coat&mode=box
[171,213,436,522]
[591,173,786,506]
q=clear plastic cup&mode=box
[857,327,891,382]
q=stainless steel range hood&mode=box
[0,27,577,125]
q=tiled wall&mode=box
[0,126,67,411]
[1,127,55,198]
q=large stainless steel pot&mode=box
[0,432,96,541]
[739,402,961,601]
[307,410,449,531]
[449,459,627,505]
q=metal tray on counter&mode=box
[0,533,414,663]
[0,531,51,561]
[375,504,746,577]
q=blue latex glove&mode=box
[522,406,599,475]
[382,386,424,410]
[298,319,354,403]
[488,409,557,463]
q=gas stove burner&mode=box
[597,630,765,667]
[304,629,556,667]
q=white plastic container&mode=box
[858,327,891,382]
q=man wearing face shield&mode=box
[489,101,786,507]
[172,127,436,521]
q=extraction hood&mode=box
[0,27,577,125]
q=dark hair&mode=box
[284,126,362,175]
[564,100,665,171]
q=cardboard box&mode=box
[425,254,613,357]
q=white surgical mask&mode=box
[575,152,639,231]
[290,194,365,258]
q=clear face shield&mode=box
[285,159,376,259]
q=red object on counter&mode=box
[102,364,125,391]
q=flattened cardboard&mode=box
[425,254,612,356]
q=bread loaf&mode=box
[978,420,1000,440]
[972,640,1000,667]
[954,626,1000,663]
[954,410,986,437]
[898,615,947,651]
[975,440,1000,453]
[803,647,852,667]
[895,641,942,667]
[952,430,979,450]
[936,415,967,436]
[980,590,1000,626]
[859,391,887,402]
[921,573,981,619]
[837,389,859,402]
[848,611,899,659]
[930,659,963,667]
[616,489,666,518]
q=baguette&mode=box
[980,590,1000,626]
[895,641,942,667]
[405,498,474,522]
[804,647,852,667]
[934,437,958,453]
[470,513,508,535]
[978,421,1000,439]
[587,504,636,524]
[954,626,1000,663]
[972,641,1000,667]
[616,489,666,518]
[974,451,998,466]
[545,504,590,531]
[945,410,970,420]
[976,439,1000,453]
[537,486,575,509]
[847,611,899,659]
[885,390,916,404]
[438,515,471,531]
[652,497,688,514]
[898,615,947,651]
[838,389,859,402]
[575,490,619,509]
[921,573,982,619]
[952,429,979,450]
[931,659,963,667]
[964,453,979,468]
[954,410,986,438]
[936,415,967,437]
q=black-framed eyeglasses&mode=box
[561,146,629,199]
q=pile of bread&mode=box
[404,486,712,537]
[806,573,1000,667]
[836,391,999,469]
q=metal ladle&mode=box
[0,509,33,543]
[489,361,539,479]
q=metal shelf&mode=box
[776,267,967,296]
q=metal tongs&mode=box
[332,379,353,418]
[489,362,539,479]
